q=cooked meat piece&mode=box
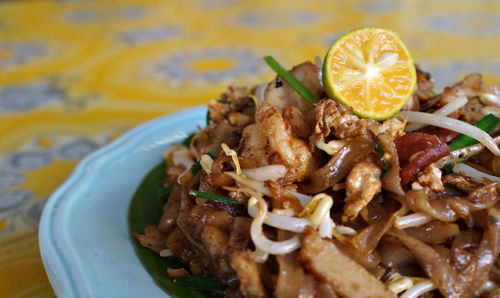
[231,250,267,298]
[133,225,165,253]
[343,161,382,222]
[379,113,407,140]
[209,120,243,148]
[208,86,255,124]
[299,227,396,298]
[256,105,312,181]
[177,186,238,284]
[403,67,436,111]
[314,99,368,140]
[413,163,444,193]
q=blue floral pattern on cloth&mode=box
[0,42,44,68]
[153,48,263,85]
[0,81,64,113]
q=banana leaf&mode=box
[128,162,225,297]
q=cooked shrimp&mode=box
[256,106,312,181]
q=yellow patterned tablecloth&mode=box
[1,0,500,296]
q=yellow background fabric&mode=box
[1,0,500,296]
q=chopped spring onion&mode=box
[263,56,318,105]
[452,163,500,184]
[403,111,500,155]
[188,190,240,205]
[376,142,389,171]
[449,113,500,151]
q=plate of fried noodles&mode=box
[42,28,500,298]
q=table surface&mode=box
[2,0,500,296]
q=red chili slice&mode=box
[395,133,450,186]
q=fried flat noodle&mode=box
[388,228,469,297]
[231,250,267,298]
[299,227,395,298]
[275,230,316,297]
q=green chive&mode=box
[449,114,500,151]
[188,190,240,205]
[263,56,318,105]
[376,143,389,170]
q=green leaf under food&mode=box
[449,114,500,151]
[188,190,240,205]
[206,111,211,126]
[158,185,173,204]
[174,276,227,291]
[129,161,225,297]
[182,133,196,148]
[191,162,202,175]
[263,56,318,105]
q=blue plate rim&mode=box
[39,105,206,297]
